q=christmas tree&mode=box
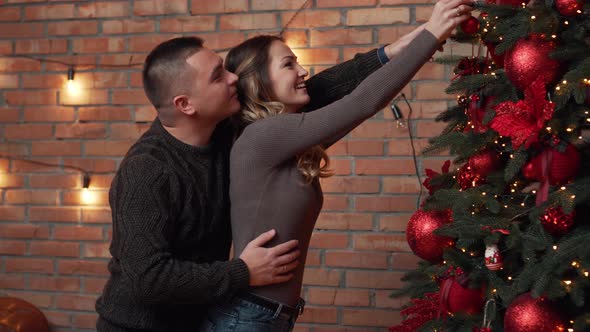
[390,0,590,331]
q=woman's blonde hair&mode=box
[225,35,333,183]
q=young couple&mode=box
[96,1,473,331]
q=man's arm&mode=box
[110,156,299,305]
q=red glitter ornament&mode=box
[461,16,481,35]
[457,164,486,190]
[540,206,575,235]
[468,150,501,177]
[555,0,583,16]
[406,209,454,263]
[522,143,580,185]
[0,297,50,332]
[504,293,564,332]
[504,35,561,91]
[439,276,485,315]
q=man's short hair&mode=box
[142,37,204,110]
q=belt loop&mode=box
[272,302,283,319]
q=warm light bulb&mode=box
[67,79,81,96]
[81,187,97,205]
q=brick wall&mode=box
[0,0,465,331]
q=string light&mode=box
[65,67,81,96]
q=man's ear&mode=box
[173,95,197,116]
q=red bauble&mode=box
[522,143,580,185]
[439,277,485,315]
[496,0,530,6]
[504,293,564,332]
[468,150,501,177]
[406,209,454,263]
[457,164,486,190]
[0,297,50,332]
[460,16,480,35]
[504,36,561,91]
[540,206,575,235]
[555,0,583,16]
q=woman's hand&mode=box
[424,0,474,43]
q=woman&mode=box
[205,0,473,331]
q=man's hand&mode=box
[239,229,300,287]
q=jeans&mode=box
[201,297,296,332]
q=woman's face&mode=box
[267,40,310,113]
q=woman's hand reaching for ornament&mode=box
[425,0,474,43]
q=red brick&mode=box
[378,214,412,232]
[31,241,80,257]
[305,249,320,266]
[31,142,81,156]
[0,74,18,88]
[377,26,417,45]
[72,37,126,53]
[73,313,98,329]
[135,106,157,122]
[82,242,110,258]
[3,291,52,309]
[5,258,54,273]
[0,23,44,38]
[0,40,11,53]
[78,1,130,18]
[81,207,112,224]
[83,72,129,89]
[329,159,351,175]
[110,123,150,139]
[57,260,108,276]
[388,138,430,157]
[253,0,311,10]
[297,307,338,324]
[134,0,187,16]
[281,31,308,48]
[346,271,405,288]
[416,82,451,100]
[0,143,27,156]
[347,8,409,26]
[0,224,50,239]
[0,206,26,220]
[99,54,146,67]
[47,21,98,35]
[375,290,408,309]
[54,226,102,241]
[84,277,108,293]
[416,121,448,137]
[315,213,373,230]
[292,48,339,65]
[22,73,65,88]
[63,158,117,174]
[17,39,68,55]
[280,10,340,29]
[326,251,388,269]
[44,311,71,328]
[43,55,96,71]
[190,0,248,14]
[382,177,421,194]
[59,88,110,106]
[29,206,80,222]
[4,124,53,139]
[24,107,75,122]
[160,16,215,32]
[308,288,370,306]
[356,159,415,175]
[55,294,97,311]
[390,252,420,269]
[11,157,63,172]
[353,233,409,251]
[5,190,59,205]
[63,189,109,206]
[311,29,372,47]
[5,90,56,105]
[328,140,384,156]
[24,4,75,20]
[320,177,379,194]
[29,276,81,292]
[322,194,349,210]
[0,240,26,255]
[55,123,107,139]
[0,6,20,21]
[416,6,434,22]
[103,19,155,34]
[317,0,376,7]
[79,106,132,121]
[342,309,402,326]
[302,268,341,286]
[128,35,175,52]
[415,62,445,80]
[0,107,20,122]
[0,274,25,289]
[201,32,245,51]
[85,140,134,156]
[310,232,348,249]
[112,89,150,105]
[348,119,409,139]
[130,71,143,87]
[220,13,277,30]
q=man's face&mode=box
[185,48,240,123]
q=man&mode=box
[96,25,436,331]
